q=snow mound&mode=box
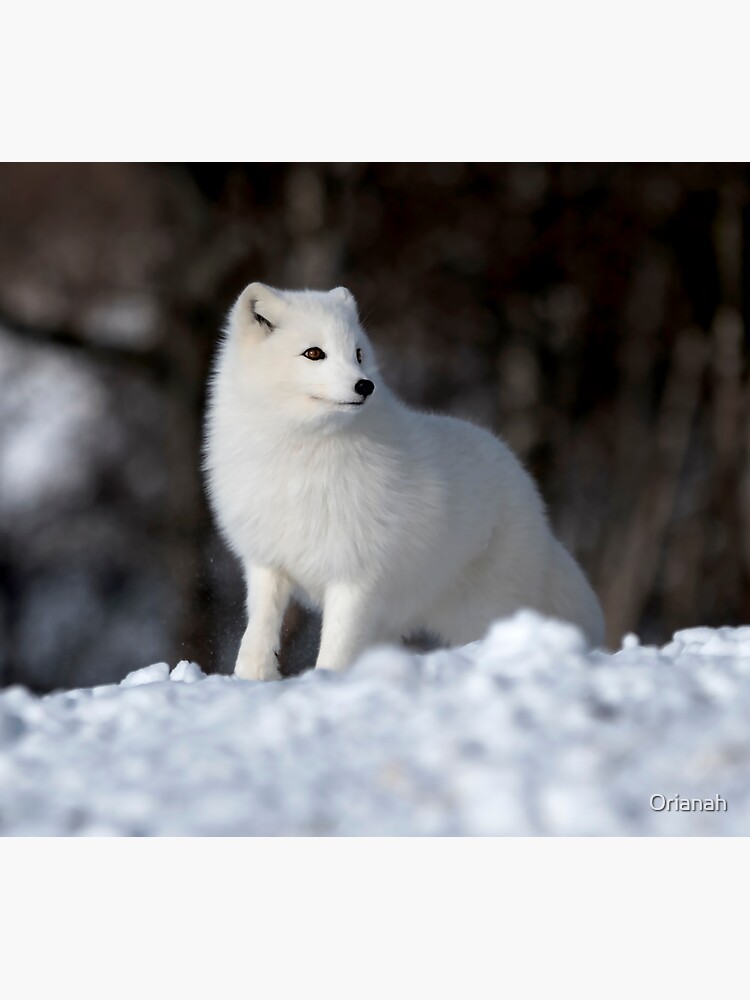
[2,611,750,835]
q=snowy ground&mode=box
[1,611,750,835]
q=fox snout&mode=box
[355,379,375,399]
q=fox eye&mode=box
[356,348,362,364]
[302,347,326,361]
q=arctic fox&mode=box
[204,283,605,680]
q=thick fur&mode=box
[204,283,605,680]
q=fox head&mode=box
[224,283,379,429]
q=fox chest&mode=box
[233,451,395,585]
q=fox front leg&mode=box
[316,582,378,672]
[235,565,293,681]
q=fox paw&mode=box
[234,648,282,682]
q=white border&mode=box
[2,838,748,998]
[2,2,749,160]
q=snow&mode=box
[2,612,750,835]
[0,331,107,513]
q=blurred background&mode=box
[0,163,748,692]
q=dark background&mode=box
[0,163,747,691]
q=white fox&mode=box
[204,283,605,680]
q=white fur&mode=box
[204,283,605,680]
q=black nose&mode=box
[354,379,374,398]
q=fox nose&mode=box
[354,379,374,398]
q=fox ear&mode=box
[331,286,356,307]
[232,282,284,338]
